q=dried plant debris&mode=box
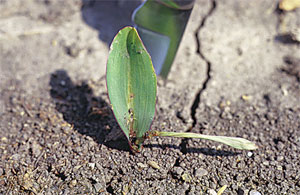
[279,0,300,11]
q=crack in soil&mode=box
[191,0,216,129]
[180,0,217,154]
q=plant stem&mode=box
[153,131,257,150]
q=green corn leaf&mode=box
[106,27,157,152]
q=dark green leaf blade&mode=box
[106,27,157,151]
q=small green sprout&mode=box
[106,26,257,153]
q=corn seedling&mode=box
[106,27,257,152]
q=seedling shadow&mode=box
[81,0,141,46]
[49,69,131,152]
[143,144,240,156]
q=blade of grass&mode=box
[153,131,257,150]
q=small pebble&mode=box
[219,180,227,187]
[210,181,217,189]
[249,190,261,195]
[94,183,104,192]
[276,156,284,161]
[263,161,269,166]
[247,152,253,157]
[69,180,77,187]
[182,173,192,182]
[195,168,208,177]
[88,163,95,170]
[277,165,283,171]
[173,167,184,176]
[207,189,217,195]
[137,163,147,168]
[276,142,285,150]
[148,161,160,169]
[281,84,288,96]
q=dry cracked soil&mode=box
[0,0,300,194]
